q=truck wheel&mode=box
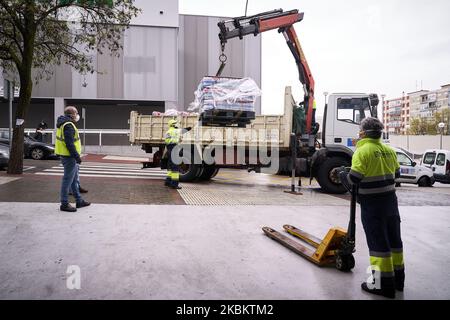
[316,157,349,194]
[179,163,201,182]
[198,165,218,181]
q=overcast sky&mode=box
[179,0,450,115]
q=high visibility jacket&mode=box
[165,127,180,145]
[348,138,400,196]
[55,122,81,156]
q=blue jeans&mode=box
[60,157,82,205]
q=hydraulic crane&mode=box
[216,9,316,134]
[217,9,359,271]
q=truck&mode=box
[128,9,380,194]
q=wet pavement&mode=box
[0,158,450,300]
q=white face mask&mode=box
[74,114,80,122]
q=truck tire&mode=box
[179,163,202,182]
[198,165,218,181]
[316,157,350,194]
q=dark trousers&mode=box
[360,192,405,289]
[165,144,180,187]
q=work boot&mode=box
[60,203,77,212]
[170,185,182,190]
[76,200,91,209]
[79,186,88,193]
[361,282,395,299]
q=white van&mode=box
[421,149,450,184]
[393,147,435,187]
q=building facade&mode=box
[383,93,410,135]
[0,0,262,148]
[409,85,450,121]
[383,84,450,135]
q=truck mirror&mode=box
[412,161,417,167]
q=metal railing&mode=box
[1,128,130,147]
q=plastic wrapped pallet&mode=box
[191,76,261,113]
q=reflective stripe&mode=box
[392,252,404,267]
[362,174,395,182]
[167,170,172,178]
[171,172,180,181]
[394,265,405,271]
[359,184,395,195]
[369,251,392,258]
[370,256,394,273]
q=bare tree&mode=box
[0,0,140,174]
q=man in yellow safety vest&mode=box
[55,106,91,212]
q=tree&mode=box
[408,108,450,135]
[0,0,140,174]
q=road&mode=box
[0,158,449,300]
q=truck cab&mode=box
[306,93,379,193]
[323,93,378,150]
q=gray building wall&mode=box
[2,12,262,135]
[178,15,261,113]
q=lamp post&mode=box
[438,122,445,149]
[381,94,386,123]
[405,124,410,151]
[323,91,329,105]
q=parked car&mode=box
[0,143,9,169]
[0,131,57,160]
[421,149,450,184]
[393,147,435,187]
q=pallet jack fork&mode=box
[263,184,357,271]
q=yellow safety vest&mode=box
[165,127,180,145]
[55,122,81,156]
[350,138,400,195]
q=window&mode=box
[423,152,436,165]
[436,153,446,166]
[397,152,412,166]
[337,98,372,124]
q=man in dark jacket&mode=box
[55,106,91,212]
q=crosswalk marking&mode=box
[35,173,163,180]
[36,164,167,180]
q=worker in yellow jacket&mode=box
[164,119,191,189]
[340,117,403,299]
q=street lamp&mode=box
[438,122,445,149]
[405,124,410,151]
[323,91,329,105]
[381,94,386,123]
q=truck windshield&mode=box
[423,152,436,165]
[337,98,372,125]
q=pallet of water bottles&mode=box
[193,76,261,127]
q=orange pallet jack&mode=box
[263,184,357,271]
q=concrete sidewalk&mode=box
[0,203,449,300]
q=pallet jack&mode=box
[263,173,357,271]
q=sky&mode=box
[179,0,450,116]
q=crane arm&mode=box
[217,9,316,133]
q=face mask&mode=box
[73,114,80,122]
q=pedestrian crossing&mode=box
[35,164,167,180]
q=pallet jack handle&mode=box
[347,184,357,241]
